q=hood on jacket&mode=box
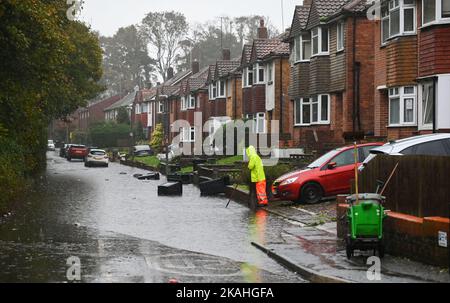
[246,146,257,158]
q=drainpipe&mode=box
[279,58,284,135]
[352,13,362,137]
[233,75,237,119]
[432,77,437,133]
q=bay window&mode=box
[388,86,416,126]
[158,101,164,114]
[381,0,416,44]
[181,127,195,143]
[294,34,312,62]
[267,62,274,83]
[423,0,450,25]
[243,67,254,87]
[189,95,196,109]
[218,80,226,98]
[311,27,329,56]
[252,63,265,84]
[209,82,217,100]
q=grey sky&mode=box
[79,0,304,37]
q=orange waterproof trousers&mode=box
[256,180,268,206]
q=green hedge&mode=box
[89,122,131,148]
[0,138,27,212]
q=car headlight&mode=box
[280,177,298,186]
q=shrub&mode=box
[150,123,164,153]
[89,122,131,148]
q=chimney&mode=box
[257,19,268,39]
[166,67,174,80]
[191,60,200,74]
[303,0,312,6]
[222,49,231,61]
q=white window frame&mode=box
[255,112,266,134]
[209,82,217,100]
[382,0,416,44]
[294,34,312,62]
[388,86,417,127]
[182,127,195,143]
[181,96,186,111]
[267,62,274,84]
[135,104,141,114]
[257,64,265,84]
[337,21,345,52]
[419,81,435,130]
[311,27,329,57]
[217,80,226,98]
[294,98,312,126]
[422,0,450,26]
[242,67,254,88]
[188,95,196,109]
[312,94,330,124]
[158,101,164,114]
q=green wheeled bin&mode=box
[346,193,387,259]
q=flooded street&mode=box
[0,152,304,283]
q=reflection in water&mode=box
[243,209,268,283]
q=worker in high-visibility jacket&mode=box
[246,146,268,207]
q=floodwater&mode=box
[0,152,304,283]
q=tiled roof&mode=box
[296,5,311,29]
[241,44,253,66]
[164,69,192,86]
[104,91,136,111]
[215,59,241,79]
[251,38,290,62]
[316,0,349,19]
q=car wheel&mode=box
[301,182,323,204]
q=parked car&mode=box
[60,144,69,158]
[133,145,153,157]
[85,149,109,167]
[361,134,450,170]
[272,143,384,204]
[47,140,55,151]
[67,145,88,161]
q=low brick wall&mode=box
[337,196,450,267]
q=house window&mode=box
[382,0,416,44]
[294,98,311,126]
[189,95,196,109]
[311,27,329,56]
[258,65,265,83]
[181,96,186,110]
[243,67,254,87]
[443,0,450,17]
[337,22,345,51]
[158,101,164,113]
[217,80,226,97]
[294,34,312,62]
[389,86,417,126]
[420,81,435,129]
[136,105,141,114]
[181,127,195,143]
[255,113,266,133]
[267,62,274,84]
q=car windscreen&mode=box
[90,151,106,156]
[307,149,341,168]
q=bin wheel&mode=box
[378,244,385,259]
[346,245,353,259]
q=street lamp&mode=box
[127,105,134,161]
[158,94,170,176]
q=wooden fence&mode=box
[359,155,450,218]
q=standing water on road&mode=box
[0,152,304,283]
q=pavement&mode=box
[252,200,450,283]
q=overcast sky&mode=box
[79,0,304,37]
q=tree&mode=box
[140,11,189,81]
[100,25,155,95]
[116,107,131,125]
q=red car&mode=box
[272,143,384,204]
[67,145,88,161]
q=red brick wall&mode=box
[252,84,266,113]
[419,24,450,77]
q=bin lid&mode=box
[346,193,385,202]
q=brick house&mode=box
[104,90,138,123]
[249,33,291,144]
[132,88,157,139]
[373,0,450,140]
[78,94,123,131]
[287,0,378,152]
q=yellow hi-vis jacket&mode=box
[246,146,266,183]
